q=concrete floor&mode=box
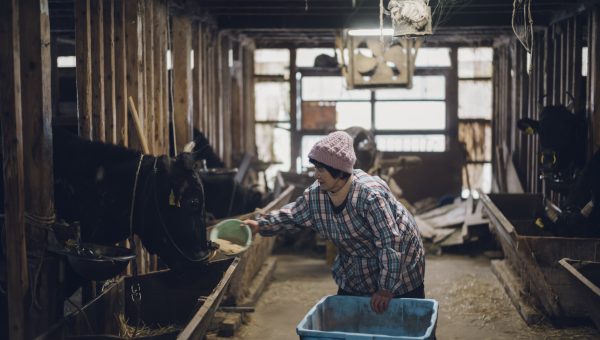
[208,252,599,340]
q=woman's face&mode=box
[314,166,344,192]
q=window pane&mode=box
[254,49,289,76]
[336,102,372,130]
[458,80,492,119]
[301,135,326,169]
[414,48,451,67]
[459,121,492,162]
[462,163,492,194]
[255,82,290,121]
[375,76,445,100]
[375,102,445,130]
[458,47,493,78]
[302,76,370,100]
[297,48,336,67]
[375,135,445,152]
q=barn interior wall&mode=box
[493,5,600,204]
[1,0,256,338]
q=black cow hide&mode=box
[518,105,599,237]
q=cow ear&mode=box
[517,118,539,135]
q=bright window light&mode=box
[348,28,393,36]
[57,56,76,68]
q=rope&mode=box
[24,211,56,230]
[512,0,534,53]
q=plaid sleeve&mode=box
[365,192,405,293]
[256,188,313,236]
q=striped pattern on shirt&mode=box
[257,169,425,296]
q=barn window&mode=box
[458,47,493,195]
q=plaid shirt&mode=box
[258,169,425,296]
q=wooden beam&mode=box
[153,0,165,154]
[0,1,28,339]
[145,0,155,154]
[590,7,600,153]
[18,0,58,336]
[155,0,167,154]
[220,34,232,166]
[125,0,143,150]
[104,0,117,144]
[75,0,93,139]
[172,14,193,154]
[193,21,203,133]
[114,0,127,146]
[90,0,105,141]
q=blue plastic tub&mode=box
[297,296,438,340]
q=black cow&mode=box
[518,105,600,237]
[1,127,214,269]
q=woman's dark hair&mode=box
[309,158,351,180]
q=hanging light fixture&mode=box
[387,0,432,37]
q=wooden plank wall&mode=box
[0,2,28,339]
[493,6,599,206]
[0,2,257,335]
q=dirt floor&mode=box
[207,251,600,340]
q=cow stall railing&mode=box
[481,193,600,325]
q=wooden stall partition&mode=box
[219,33,232,166]
[230,40,243,163]
[114,0,128,146]
[90,0,106,141]
[0,3,28,339]
[172,13,193,154]
[242,40,257,157]
[18,0,60,337]
[589,7,600,153]
[104,0,117,144]
[125,0,143,152]
[193,20,205,134]
[201,24,211,136]
[75,0,93,139]
[144,0,155,154]
[154,0,168,155]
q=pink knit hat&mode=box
[308,131,356,174]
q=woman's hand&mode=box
[243,219,260,236]
[371,290,393,314]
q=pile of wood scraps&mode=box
[414,197,489,248]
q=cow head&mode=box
[517,105,587,183]
[135,152,213,270]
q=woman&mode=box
[244,131,425,313]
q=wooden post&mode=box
[18,0,58,336]
[75,0,93,139]
[172,14,193,154]
[154,0,167,154]
[589,7,600,153]
[219,33,232,166]
[125,0,143,151]
[193,21,203,133]
[104,0,117,144]
[114,0,127,146]
[144,0,155,154]
[90,0,105,141]
[243,42,256,156]
[0,1,28,339]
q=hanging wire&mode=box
[512,0,534,53]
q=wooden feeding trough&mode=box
[36,257,239,340]
[559,258,600,329]
[481,193,600,323]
